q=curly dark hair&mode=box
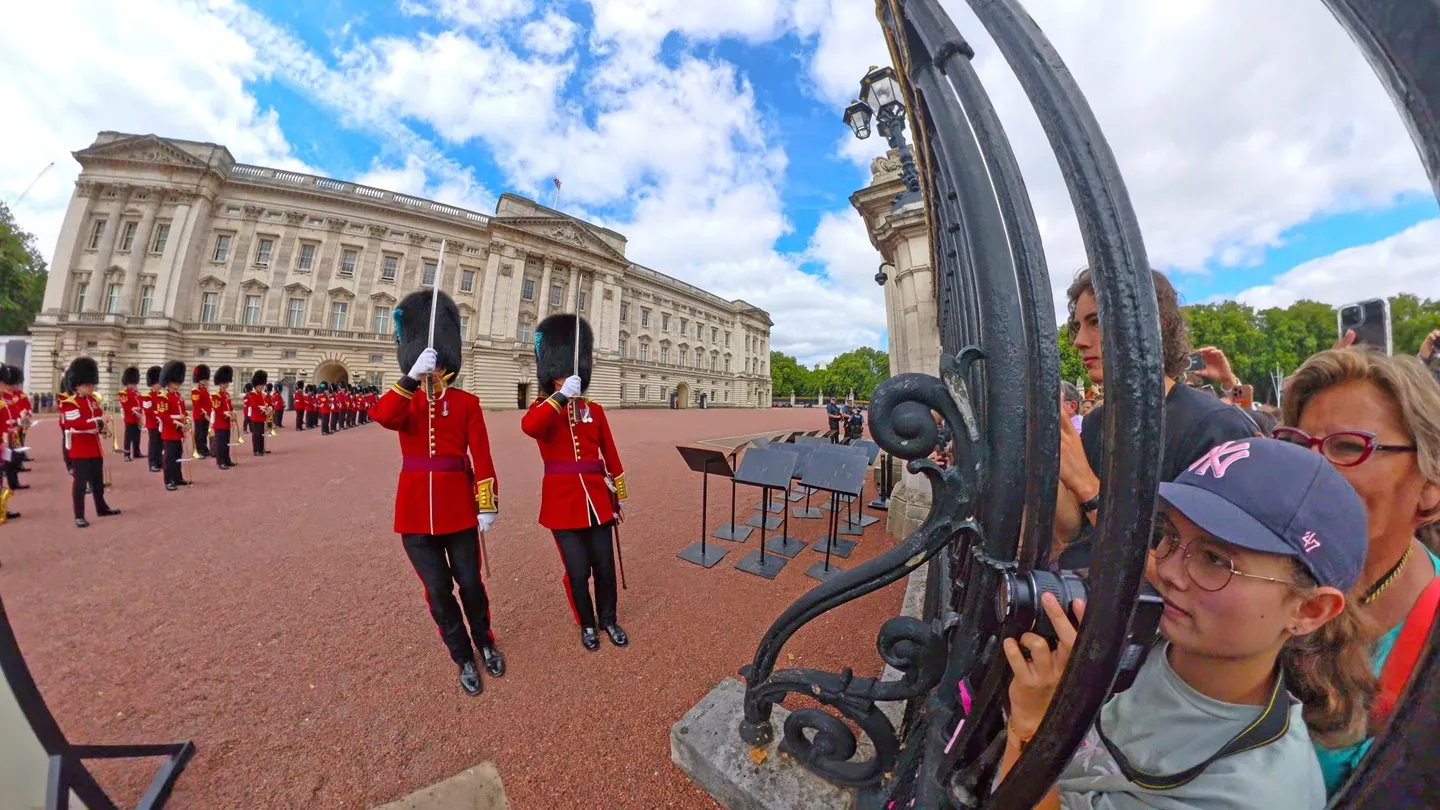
[1066,267,1191,380]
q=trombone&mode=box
[0,428,13,524]
[265,405,276,437]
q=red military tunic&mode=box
[370,377,499,536]
[143,388,161,430]
[210,390,234,430]
[244,390,268,424]
[190,383,212,422]
[268,391,283,414]
[318,392,331,415]
[158,390,188,440]
[294,390,308,415]
[58,393,106,459]
[520,394,627,531]
[119,388,143,425]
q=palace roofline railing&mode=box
[228,164,493,229]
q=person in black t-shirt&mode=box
[1053,268,1258,570]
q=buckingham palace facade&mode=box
[29,132,774,409]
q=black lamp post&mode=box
[105,351,115,374]
[844,66,922,209]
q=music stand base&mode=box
[735,550,787,579]
[867,497,890,511]
[814,536,858,558]
[786,489,806,501]
[837,522,864,537]
[751,501,786,512]
[805,561,846,582]
[763,535,808,558]
[744,514,783,531]
[791,507,823,520]
[678,542,729,568]
[851,514,880,527]
[713,523,753,542]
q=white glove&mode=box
[478,511,497,532]
[559,375,582,398]
[408,347,438,379]
[618,499,627,512]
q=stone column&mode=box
[477,248,502,337]
[159,193,206,318]
[87,183,132,310]
[537,257,554,317]
[45,179,102,312]
[119,186,164,316]
[607,276,623,351]
[589,271,606,348]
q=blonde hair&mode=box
[1281,563,1378,748]
[1283,348,1440,524]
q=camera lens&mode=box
[995,570,1087,643]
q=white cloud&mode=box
[401,0,536,28]
[520,12,580,56]
[353,154,493,214]
[1230,218,1440,311]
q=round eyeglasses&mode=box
[1271,427,1416,467]
[1150,528,1296,592]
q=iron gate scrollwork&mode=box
[738,0,1440,808]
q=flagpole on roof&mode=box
[552,177,562,211]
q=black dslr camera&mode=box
[995,570,1164,693]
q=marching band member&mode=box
[266,382,284,429]
[119,366,144,461]
[158,361,191,490]
[245,372,271,455]
[522,315,630,652]
[318,383,332,435]
[144,366,163,472]
[3,366,33,472]
[190,365,213,459]
[0,368,21,522]
[0,365,28,491]
[307,384,320,430]
[372,289,505,695]
[293,383,308,431]
[59,357,120,527]
[210,366,237,470]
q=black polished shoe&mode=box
[124,452,132,462]
[177,480,192,486]
[5,512,19,521]
[480,645,506,677]
[75,518,89,528]
[97,508,121,517]
[602,623,629,647]
[580,627,600,652]
[458,660,483,696]
[165,483,178,492]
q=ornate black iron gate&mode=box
[738,1,1440,807]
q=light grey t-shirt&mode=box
[1056,644,1326,810]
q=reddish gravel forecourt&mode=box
[2,406,909,809]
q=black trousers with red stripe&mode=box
[402,527,494,664]
[553,521,618,630]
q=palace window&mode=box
[460,269,475,293]
[680,317,688,334]
[711,354,718,372]
[619,383,626,399]
[256,238,274,266]
[284,350,298,360]
[422,261,437,286]
[243,294,261,325]
[639,384,648,400]
[119,222,138,252]
[86,219,106,250]
[238,348,253,359]
[150,223,170,254]
[381,255,398,281]
[213,234,231,262]
[459,315,470,340]
[641,308,651,327]
[639,342,650,362]
[297,243,315,270]
[618,337,627,358]
[73,282,88,311]
[139,285,155,317]
[695,348,703,368]
[340,249,358,277]
[620,302,629,322]
[517,320,532,343]
[329,301,348,331]
[550,284,562,307]
[196,348,209,358]
[105,283,122,314]
[725,390,730,402]
[369,354,383,363]
[725,357,731,373]
[372,305,391,334]
[711,327,718,342]
[662,313,670,331]
[286,298,304,328]
[200,292,218,323]
[521,279,535,300]
[578,291,587,311]
[660,345,670,364]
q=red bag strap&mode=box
[1371,574,1440,727]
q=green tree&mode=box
[819,347,889,400]
[1057,326,1087,388]
[0,201,48,333]
[769,350,805,397]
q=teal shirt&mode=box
[1315,548,1440,795]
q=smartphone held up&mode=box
[1337,298,1392,355]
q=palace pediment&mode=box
[284,282,313,296]
[369,290,397,305]
[493,216,628,264]
[75,134,211,169]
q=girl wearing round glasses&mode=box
[1279,348,1440,793]
[1001,438,1373,809]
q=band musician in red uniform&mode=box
[371,289,505,696]
[58,357,121,527]
[119,366,144,462]
[210,366,238,470]
[293,383,308,431]
[521,314,629,652]
[158,361,191,490]
[245,371,271,455]
[190,364,213,459]
[143,366,164,473]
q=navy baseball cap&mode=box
[1157,437,1368,592]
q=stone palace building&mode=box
[29,132,774,409]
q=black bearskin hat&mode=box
[67,357,100,388]
[121,366,140,386]
[394,289,462,376]
[251,369,268,387]
[146,365,162,387]
[264,382,273,392]
[535,314,593,395]
[193,364,211,384]
[59,368,74,395]
[161,361,186,386]
[305,384,315,393]
[243,383,253,393]
[0,365,17,386]
[214,365,234,385]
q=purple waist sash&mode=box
[402,456,469,473]
[545,460,605,475]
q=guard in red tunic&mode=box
[58,357,120,527]
[318,383,332,435]
[210,366,238,470]
[293,383,308,431]
[245,372,271,455]
[158,361,191,490]
[190,364,213,459]
[521,314,630,652]
[143,365,164,473]
[371,289,505,696]
[119,366,144,462]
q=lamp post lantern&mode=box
[844,66,921,209]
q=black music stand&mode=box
[713,448,753,543]
[762,446,808,558]
[802,449,868,581]
[733,447,797,580]
[869,451,894,510]
[676,446,732,568]
[838,440,882,531]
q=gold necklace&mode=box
[1361,544,1412,605]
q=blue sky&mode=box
[3,0,1437,364]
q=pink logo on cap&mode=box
[1187,440,1252,479]
[1302,531,1321,553]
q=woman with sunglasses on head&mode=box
[1003,438,1373,809]
[1276,348,1440,794]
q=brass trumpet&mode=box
[266,405,276,437]
[0,481,11,525]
